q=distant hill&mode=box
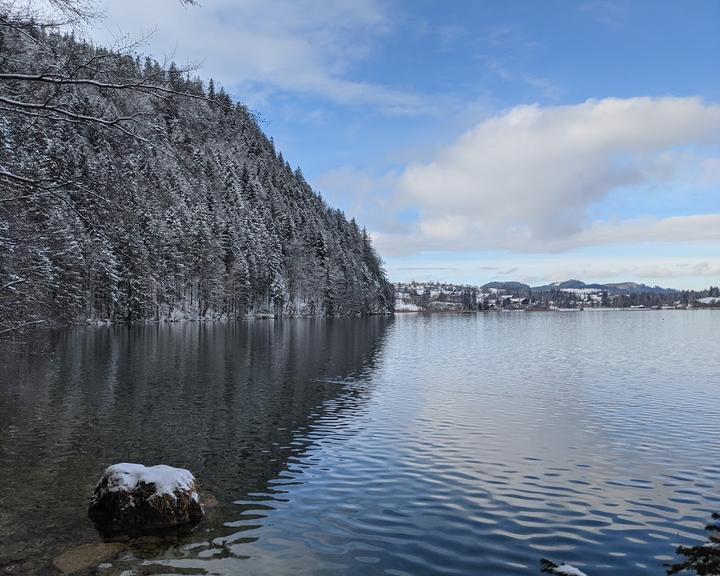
[553,279,587,289]
[602,282,674,294]
[481,281,531,291]
[530,280,676,294]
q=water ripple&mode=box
[1,312,719,575]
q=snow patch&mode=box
[103,463,196,500]
[553,565,588,576]
[698,297,720,305]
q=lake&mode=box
[1,311,719,575]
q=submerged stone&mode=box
[88,463,203,539]
[202,493,219,508]
[53,543,126,574]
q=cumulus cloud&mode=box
[375,97,720,255]
[313,166,403,231]
[386,253,720,288]
[543,259,720,284]
[570,215,720,249]
[84,0,425,113]
[697,157,720,186]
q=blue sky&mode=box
[91,0,720,289]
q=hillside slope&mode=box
[0,26,394,328]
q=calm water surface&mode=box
[0,311,719,575]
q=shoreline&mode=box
[3,307,716,338]
[393,306,716,314]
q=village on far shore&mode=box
[394,280,720,313]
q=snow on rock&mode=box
[540,559,589,576]
[553,565,588,576]
[89,463,203,538]
[104,463,196,499]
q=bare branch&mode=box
[0,71,211,102]
[1,277,28,292]
[0,94,148,125]
[0,166,58,186]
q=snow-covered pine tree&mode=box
[0,8,394,330]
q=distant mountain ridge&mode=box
[530,280,676,294]
[480,279,675,295]
[480,281,531,291]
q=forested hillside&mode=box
[0,12,394,331]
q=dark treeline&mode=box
[396,280,719,311]
[0,14,393,332]
[524,287,719,309]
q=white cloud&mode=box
[570,215,720,250]
[541,259,720,284]
[84,0,426,113]
[385,253,720,289]
[375,214,720,256]
[313,167,403,232]
[376,97,720,255]
[697,157,720,186]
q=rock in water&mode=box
[53,543,126,574]
[88,463,203,538]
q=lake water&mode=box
[1,311,719,575]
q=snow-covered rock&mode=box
[88,463,203,538]
[551,565,588,576]
[540,558,588,575]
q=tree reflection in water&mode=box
[0,317,393,573]
[667,513,720,575]
[539,513,720,576]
